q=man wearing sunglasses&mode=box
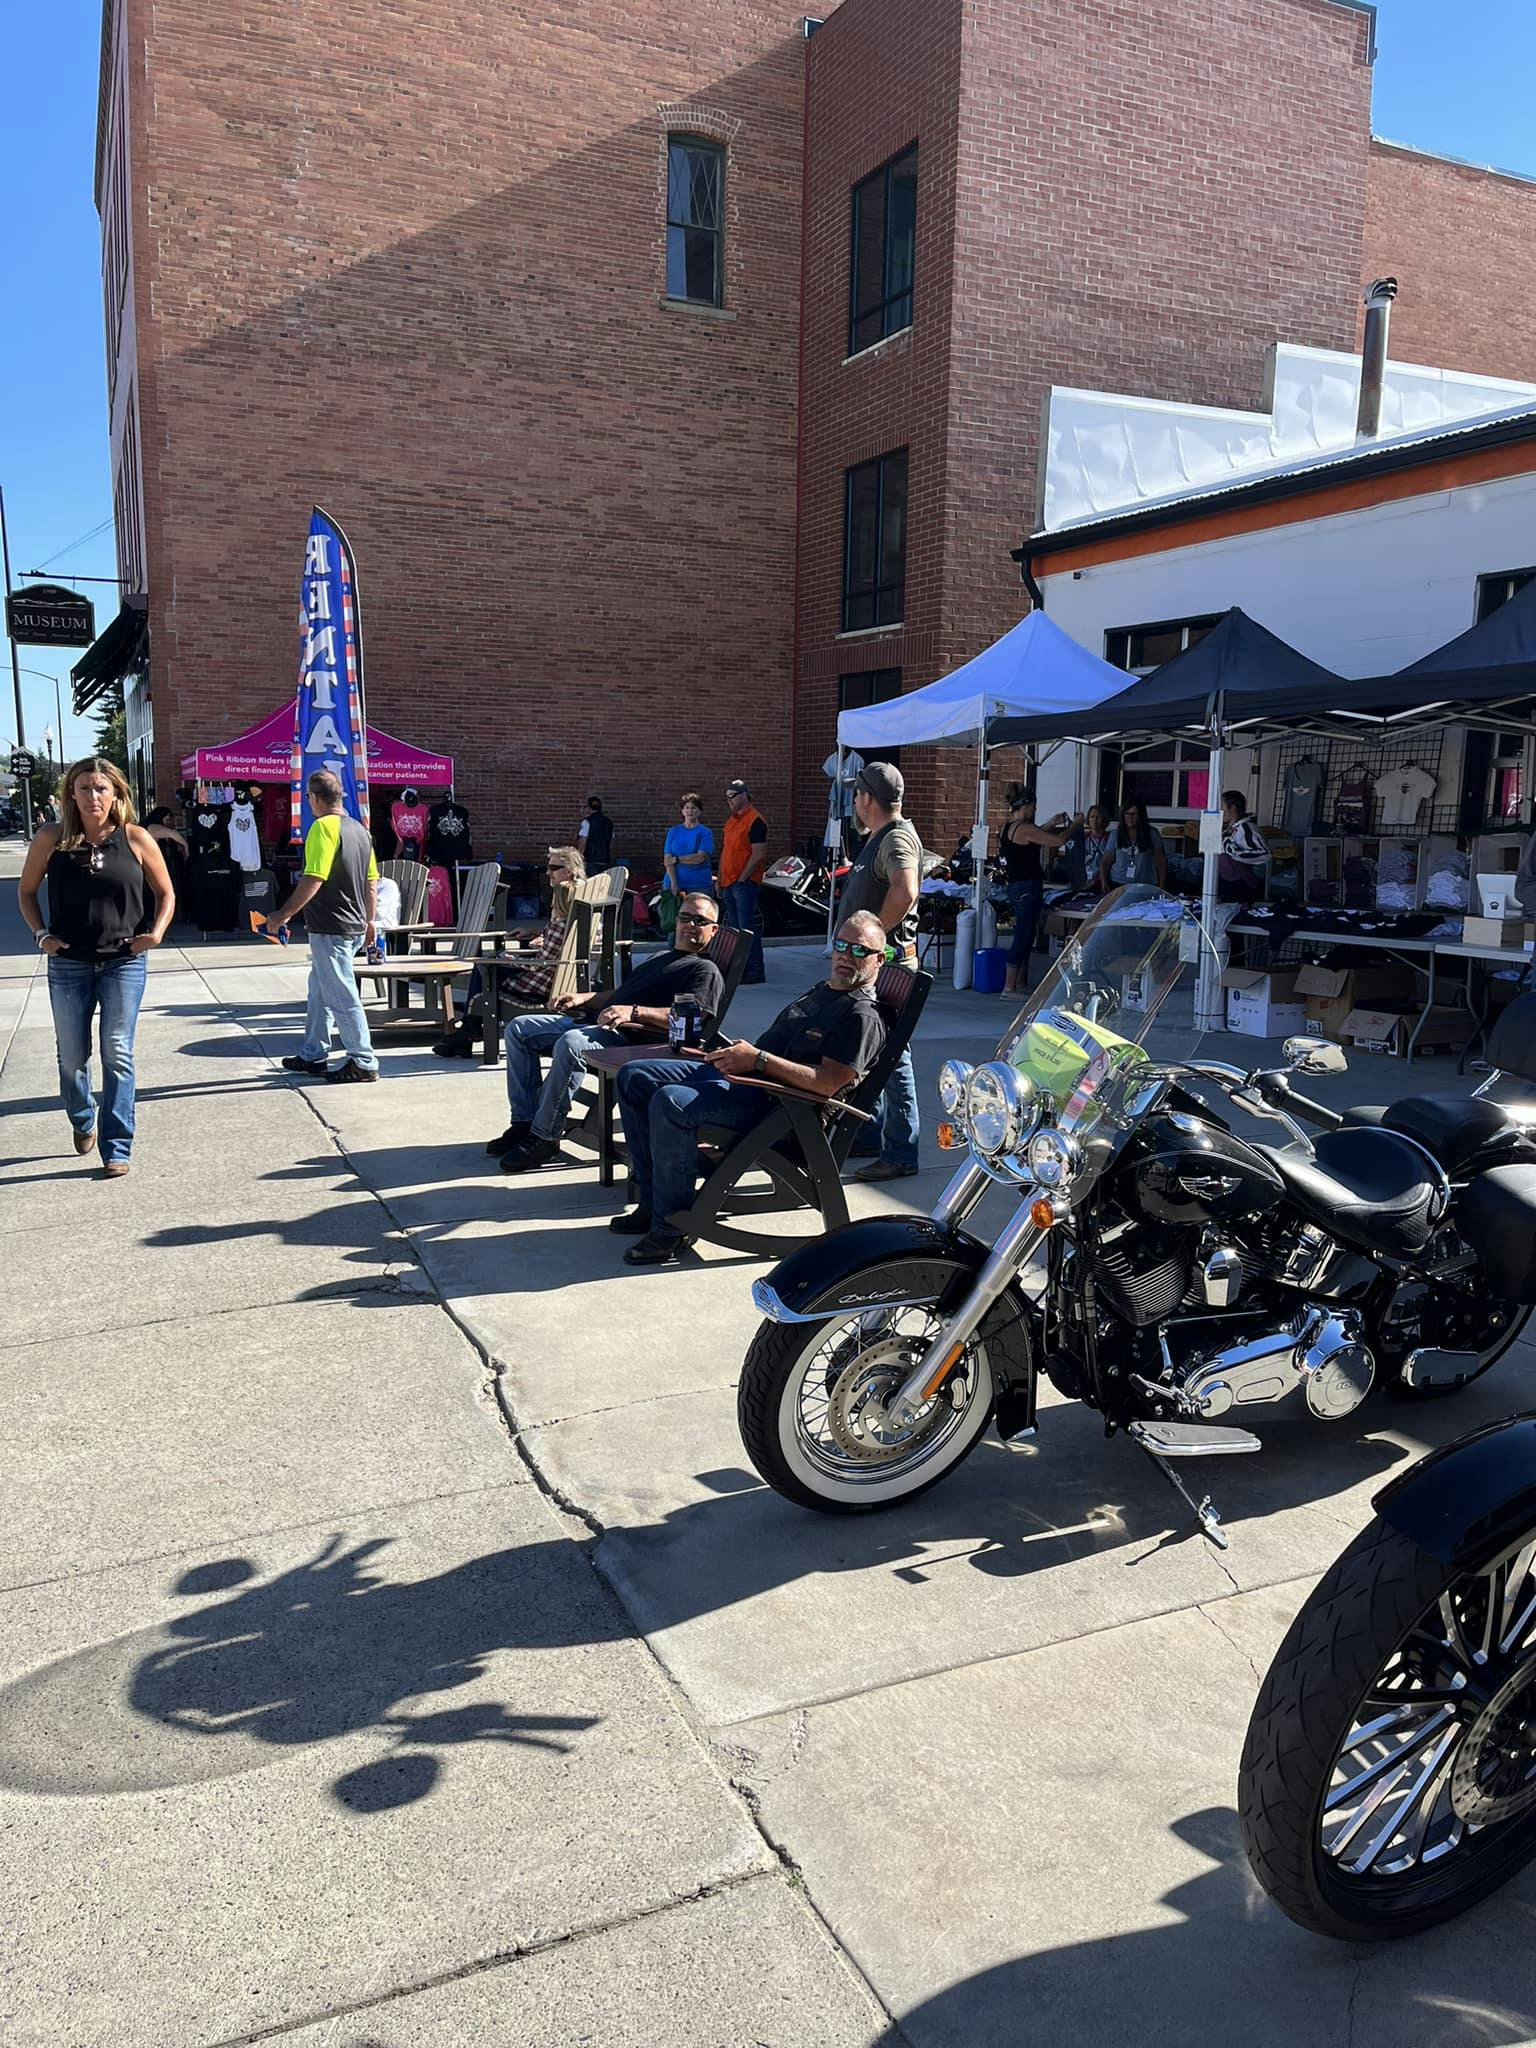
[611,911,889,1266]
[492,891,725,1172]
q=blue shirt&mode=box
[664,822,714,891]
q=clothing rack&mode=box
[1270,731,1455,838]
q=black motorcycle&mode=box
[737,885,1536,1544]
[1241,1411,1536,1939]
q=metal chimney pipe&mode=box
[1356,276,1399,440]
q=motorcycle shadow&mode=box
[875,1804,1536,2048]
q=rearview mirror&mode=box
[1282,1035,1347,1077]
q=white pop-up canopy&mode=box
[835,609,1126,750]
[833,610,1129,940]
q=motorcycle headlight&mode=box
[963,1061,1037,1159]
[938,1059,973,1115]
[1026,1127,1081,1189]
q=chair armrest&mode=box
[721,1073,875,1123]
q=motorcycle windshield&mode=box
[998,886,1197,1131]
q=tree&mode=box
[91,683,130,773]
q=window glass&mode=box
[1477,569,1536,622]
[1105,616,1222,674]
[842,451,908,633]
[849,146,918,356]
[666,138,724,306]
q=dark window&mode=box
[842,450,908,632]
[848,145,917,356]
[1104,616,1220,673]
[1477,568,1536,621]
[666,137,725,307]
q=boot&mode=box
[432,1019,480,1059]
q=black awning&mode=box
[70,598,148,716]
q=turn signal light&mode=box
[937,1121,960,1150]
[1030,1198,1057,1229]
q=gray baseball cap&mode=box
[856,760,904,807]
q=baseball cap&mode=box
[725,779,749,796]
[856,760,904,807]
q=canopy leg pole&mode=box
[1196,736,1224,1032]
[973,739,991,928]
[825,743,844,955]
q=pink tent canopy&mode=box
[181,703,453,786]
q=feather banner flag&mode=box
[290,507,370,841]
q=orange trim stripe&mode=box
[1032,439,1536,578]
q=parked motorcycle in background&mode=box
[1241,1412,1536,1939]
[738,885,1536,1545]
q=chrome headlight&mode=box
[963,1061,1038,1159]
[938,1059,973,1115]
[1026,1127,1081,1189]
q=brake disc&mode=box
[824,1338,965,1464]
[1451,1657,1536,1825]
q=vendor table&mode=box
[1228,922,1532,1068]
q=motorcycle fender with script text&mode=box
[759,1216,1037,1439]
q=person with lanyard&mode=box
[610,911,889,1266]
[718,777,769,983]
[837,760,923,1182]
[661,793,713,928]
[1099,799,1168,890]
[996,784,1080,998]
[18,756,176,1178]
[1063,804,1111,892]
[266,769,381,1083]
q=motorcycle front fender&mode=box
[1372,1413,1536,1574]
[751,1215,1038,1439]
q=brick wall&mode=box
[796,0,1374,852]
[1363,141,1536,383]
[119,0,806,866]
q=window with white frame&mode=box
[1099,616,1220,814]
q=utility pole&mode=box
[0,485,33,837]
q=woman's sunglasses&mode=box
[832,937,885,960]
[76,847,107,874]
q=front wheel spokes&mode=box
[1498,1541,1536,1655]
[1328,1721,1462,1875]
[1326,1706,1454,1813]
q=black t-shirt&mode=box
[590,947,724,1024]
[760,982,886,1083]
[426,801,474,865]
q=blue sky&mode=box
[1,0,1532,763]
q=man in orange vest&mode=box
[719,778,769,982]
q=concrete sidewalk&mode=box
[5,835,1536,2046]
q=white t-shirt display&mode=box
[1374,765,1436,831]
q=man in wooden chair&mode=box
[491,891,725,1171]
[610,910,889,1267]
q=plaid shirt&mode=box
[506,913,568,1005]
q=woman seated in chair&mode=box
[609,910,889,1268]
[433,845,585,1057]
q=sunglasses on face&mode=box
[546,864,568,874]
[832,937,884,960]
[676,911,718,928]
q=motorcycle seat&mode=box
[1258,1125,1439,1260]
[1344,1096,1536,1177]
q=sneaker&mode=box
[329,1060,379,1084]
[853,1157,919,1182]
[608,1206,653,1235]
[622,1228,684,1267]
[484,1123,530,1157]
[281,1054,329,1075]
[500,1135,561,1174]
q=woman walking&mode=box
[17,757,174,1178]
[996,785,1078,997]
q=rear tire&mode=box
[1240,1520,1536,1939]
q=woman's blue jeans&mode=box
[46,952,148,1163]
[1006,880,1044,973]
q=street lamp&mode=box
[18,666,65,761]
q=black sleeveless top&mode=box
[999,825,1043,886]
[46,826,147,962]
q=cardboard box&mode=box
[1223,966,1308,1039]
[1294,960,1417,1041]
[1344,1005,1469,1057]
[1462,915,1527,951]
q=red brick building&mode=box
[94,0,1536,859]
